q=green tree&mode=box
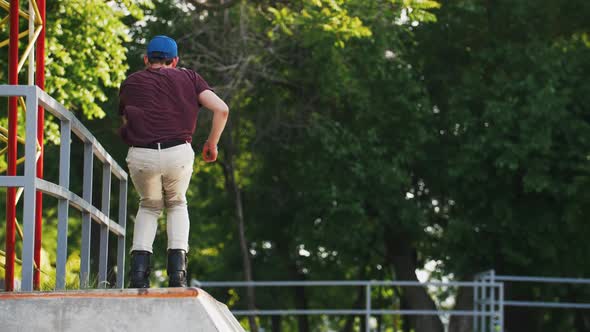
[129,1,441,332]
[413,1,590,331]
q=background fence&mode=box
[199,280,503,332]
[200,271,590,332]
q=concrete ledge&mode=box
[0,287,245,332]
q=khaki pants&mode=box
[126,143,194,253]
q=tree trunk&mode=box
[294,283,310,332]
[383,226,444,332]
[342,286,364,332]
[222,144,258,332]
[503,282,537,332]
[342,316,355,332]
[574,310,590,331]
[216,2,258,330]
[571,289,590,332]
[448,285,473,332]
[290,266,310,332]
[505,307,538,332]
[271,316,282,332]
[399,295,410,332]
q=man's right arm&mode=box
[198,90,229,162]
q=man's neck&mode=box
[148,64,172,70]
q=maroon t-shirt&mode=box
[118,67,211,146]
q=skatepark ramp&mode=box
[0,287,245,332]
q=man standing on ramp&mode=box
[119,35,229,288]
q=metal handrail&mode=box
[200,280,495,287]
[0,85,128,291]
[503,301,590,309]
[229,309,500,316]
[493,275,590,285]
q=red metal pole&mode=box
[34,0,46,290]
[6,0,20,292]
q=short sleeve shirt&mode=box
[118,67,211,146]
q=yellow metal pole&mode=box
[18,96,26,111]
[0,30,30,48]
[0,250,48,275]
[18,24,42,72]
[28,0,36,83]
[0,0,28,19]
[31,0,41,25]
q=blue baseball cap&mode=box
[146,35,178,59]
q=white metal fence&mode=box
[201,271,590,332]
[199,280,503,332]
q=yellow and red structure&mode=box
[1,0,46,291]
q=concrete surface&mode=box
[0,287,245,332]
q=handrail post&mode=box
[479,270,496,332]
[473,277,479,332]
[34,0,47,291]
[80,142,94,288]
[489,270,495,332]
[479,272,488,332]
[21,88,38,291]
[498,282,504,332]
[365,283,371,332]
[99,163,112,287]
[116,178,128,288]
[55,118,71,290]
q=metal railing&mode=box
[202,271,590,332]
[474,270,504,332]
[198,280,504,332]
[0,85,128,291]
[477,270,590,310]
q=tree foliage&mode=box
[45,0,152,119]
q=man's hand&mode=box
[202,141,218,162]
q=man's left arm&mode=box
[198,90,229,162]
